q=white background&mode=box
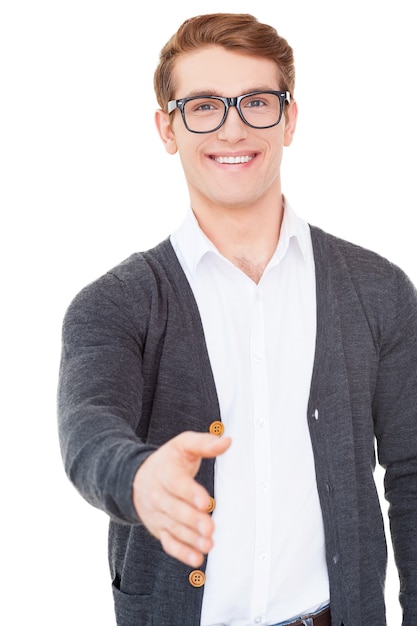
[1,1,416,624]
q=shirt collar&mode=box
[271,197,309,266]
[170,198,309,279]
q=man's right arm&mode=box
[57,271,231,563]
[58,272,157,525]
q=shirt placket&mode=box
[250,285,272,625]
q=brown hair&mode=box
[154,13,295,111]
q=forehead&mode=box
[172,45,281,98]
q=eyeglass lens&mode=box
[183,93,282,132]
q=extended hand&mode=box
[132,431,231,567]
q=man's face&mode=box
[155,45,297,213]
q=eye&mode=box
[187,98,223,114]
[195,103,216,112]
[245,97,268,109]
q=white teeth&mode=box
[214,155,253,164]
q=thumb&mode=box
[178,431,232,462]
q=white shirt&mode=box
[170,202,329,626]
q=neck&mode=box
[192,199,284,284]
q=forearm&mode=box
[384,460,417,624]
[59,399,156,524]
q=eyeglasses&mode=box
[167,90,290,134]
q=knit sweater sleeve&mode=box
[373,264,417,623]
[57,268,157,525]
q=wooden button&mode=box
[207,497,215,513]
[188,570,205,587]
[209,420,224,436]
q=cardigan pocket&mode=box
[112,582,154,626]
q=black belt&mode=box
[271,606,331,626]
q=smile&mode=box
[212,155,255,164]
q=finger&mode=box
[161,507,214,551]
[160,471,213,512]
[159,528,209,568]
[144,493,215,564]
[179,431,232,463]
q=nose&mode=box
[217,104,248,142]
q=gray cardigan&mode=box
[58,225,417,626]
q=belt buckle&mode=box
[300,618,313,626]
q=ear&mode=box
[284,100,298,147]
[155,109,178,155]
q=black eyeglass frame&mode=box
[167,90,291,134]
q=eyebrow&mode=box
[178,86,280,99]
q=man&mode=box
[58,13,417,626]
